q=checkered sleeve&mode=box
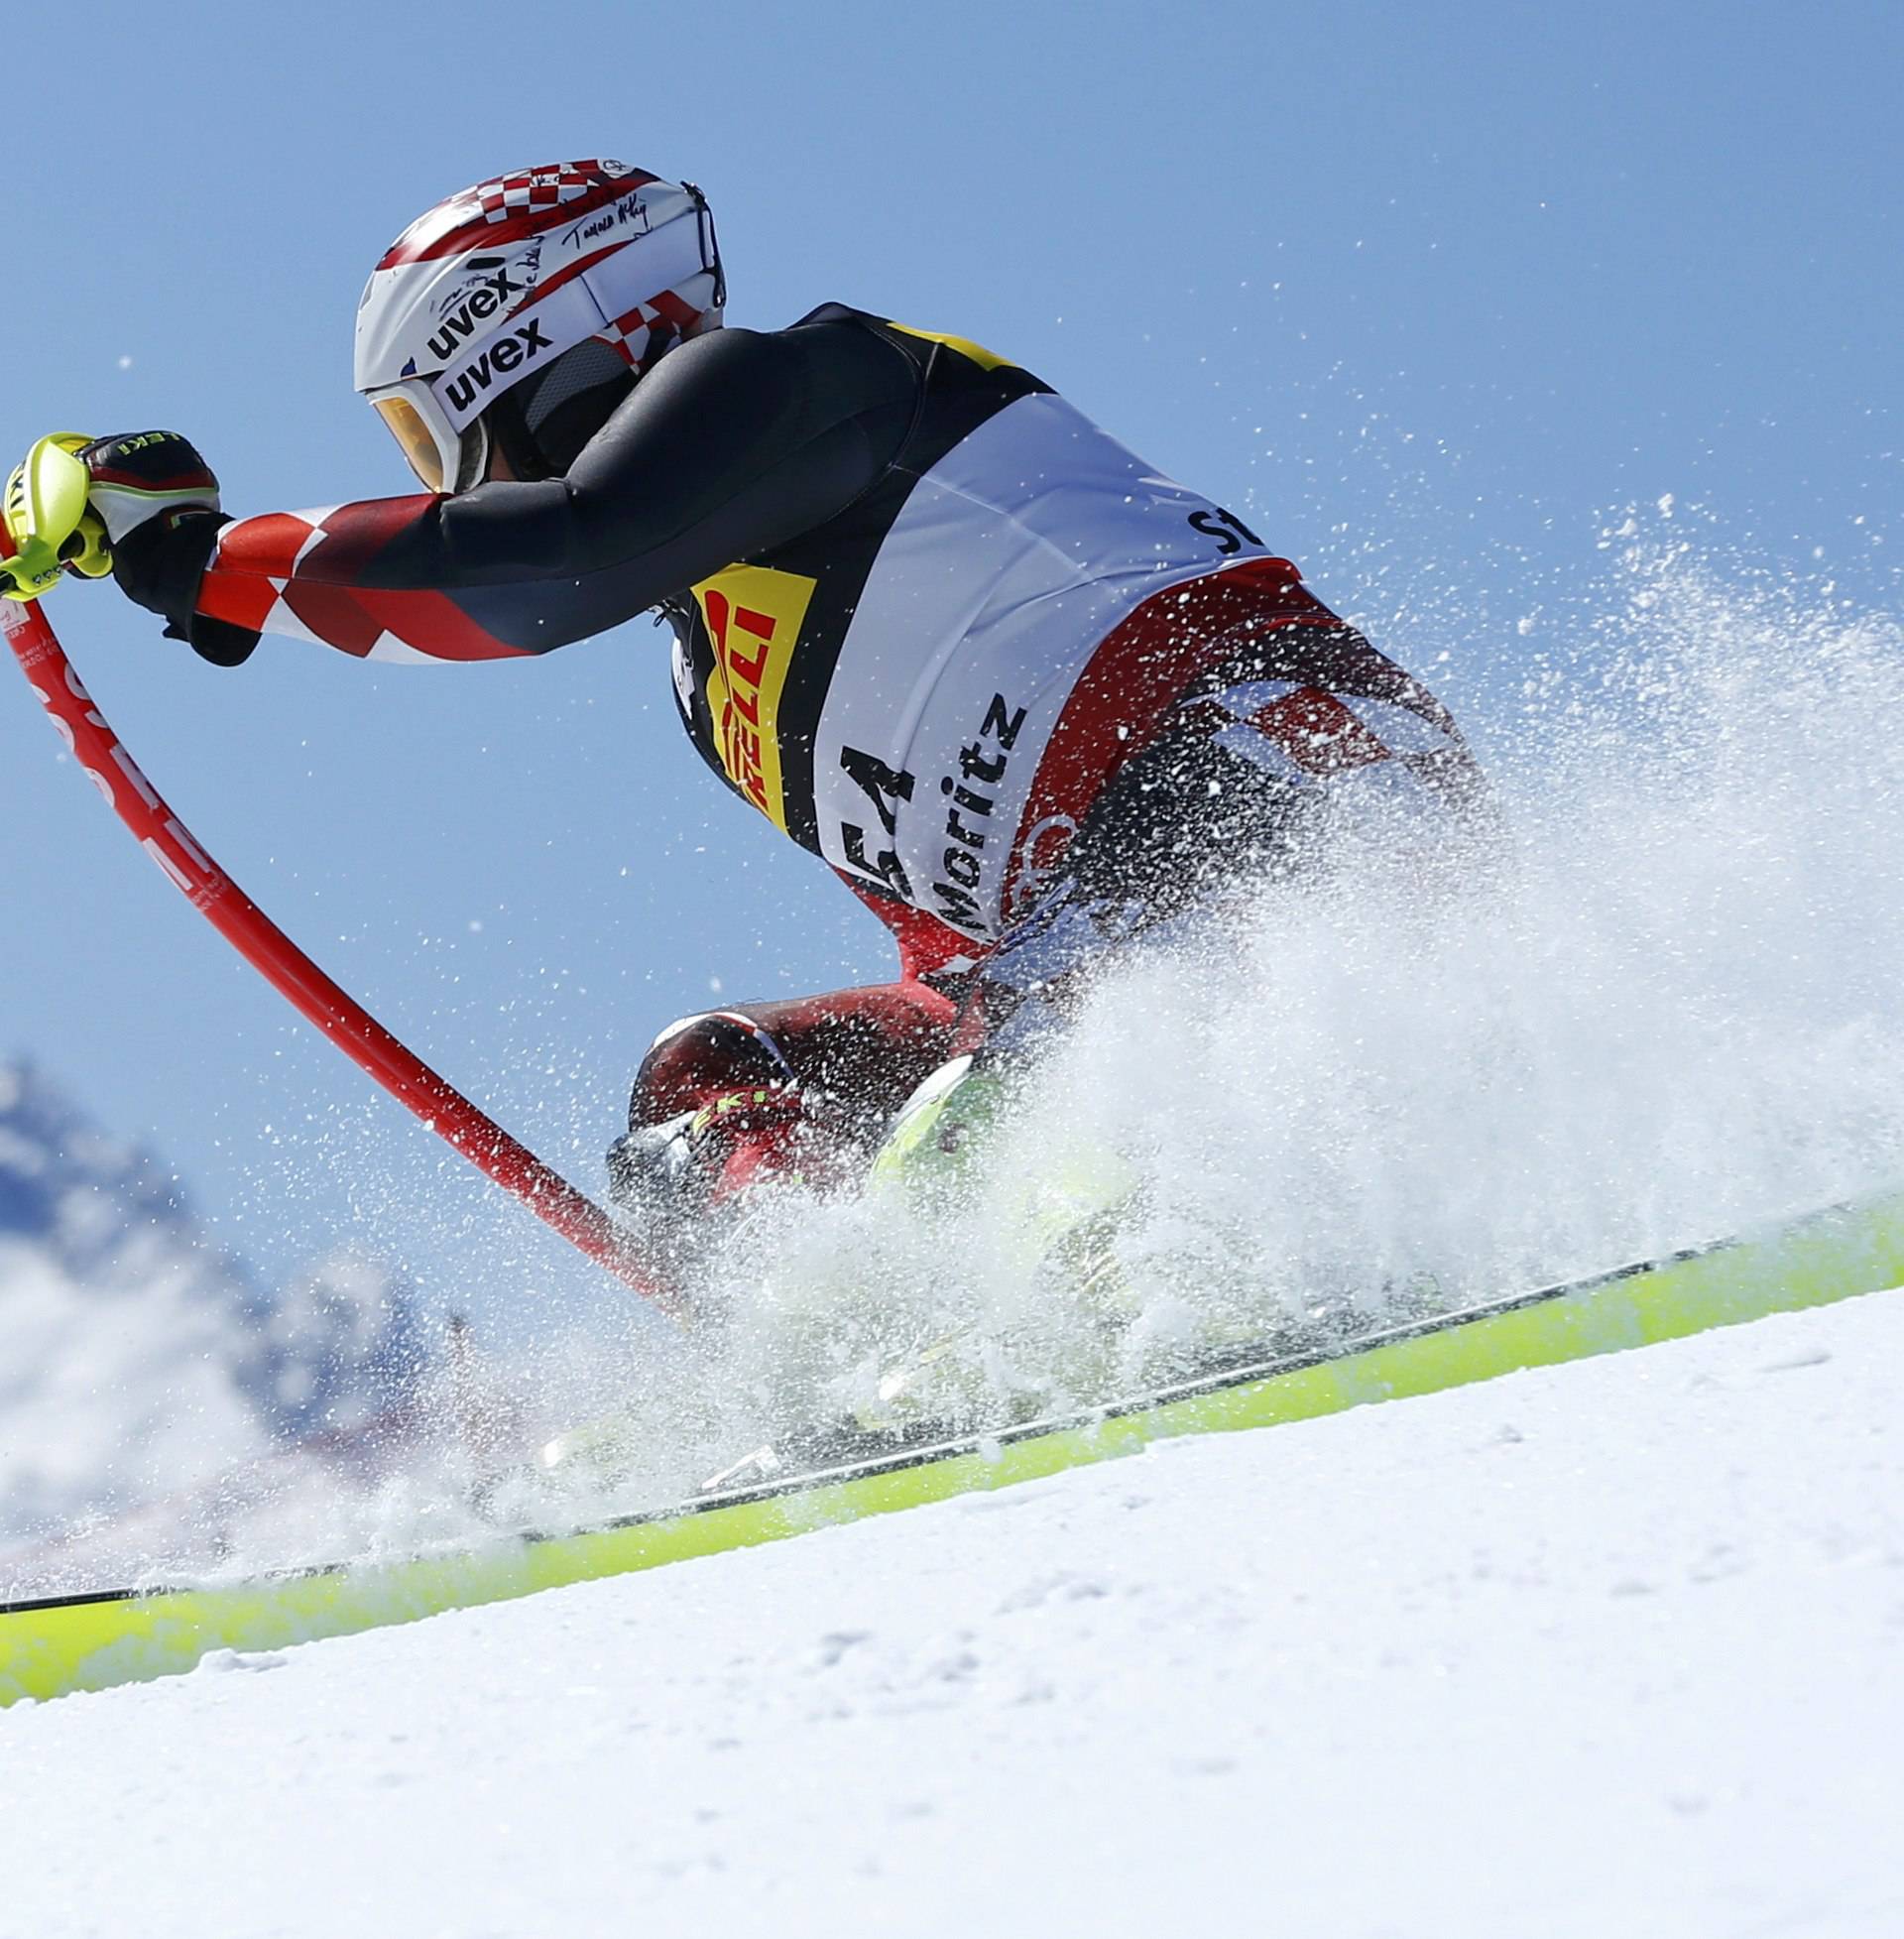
[195,496,545,664]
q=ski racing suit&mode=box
[108,305,1485,1218]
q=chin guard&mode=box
[0,433,112,601]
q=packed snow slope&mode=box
[6,1286,1900,1939]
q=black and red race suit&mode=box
[123,304,1484,1201]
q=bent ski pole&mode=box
[0,571,671,1309]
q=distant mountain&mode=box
[0,1057,429,1555]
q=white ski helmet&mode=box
[354,160,724,493]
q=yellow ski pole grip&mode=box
[0,433,108,600]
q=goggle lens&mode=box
[371,394,445,493]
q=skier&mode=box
[62,159,1484,1241]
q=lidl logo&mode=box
[692,563,816,832]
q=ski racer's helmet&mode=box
[354,161,724,493]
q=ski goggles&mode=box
[366,187,722,497]
[364,272,626,495]
[368,388,473,495]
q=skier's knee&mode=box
[629,1008,795,1129]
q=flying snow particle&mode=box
[117,355,133,370]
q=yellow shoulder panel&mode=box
[886,321,1012,373]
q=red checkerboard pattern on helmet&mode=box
[478,162,623,226]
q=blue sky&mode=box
[4,0,1897,1332]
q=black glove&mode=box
[79,431,260,667]
[606,1110,714,1222]
[606,1086,808,1284]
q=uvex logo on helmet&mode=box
[441,319,553,416]
[425,263,527,365]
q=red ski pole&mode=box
[0,579,671,1309]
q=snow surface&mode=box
[6,519,1904,1933]
[6,1287,1903,1939]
